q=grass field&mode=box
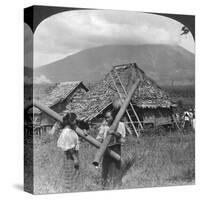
[32,128,195,194]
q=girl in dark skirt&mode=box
[50,113,81,192]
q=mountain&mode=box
[34,44,195,86]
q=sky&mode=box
[24,10,195,68]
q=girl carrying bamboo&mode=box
[96,109,126,188]
[50,112,81,192]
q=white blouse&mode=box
[97,121,126,141]
[57,127,79,151]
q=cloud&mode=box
[34,75,52,84]
[34,10,194,67]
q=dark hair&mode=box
[62,112,77,128]
[105,108,119,120]
[76,120,90,130]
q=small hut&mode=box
[34,81,88,126]
[62,63,176,135]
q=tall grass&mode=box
[32,129,195,194]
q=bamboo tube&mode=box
[92,79,140,167]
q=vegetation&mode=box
[164,85,195,110]
[32,128,195,194]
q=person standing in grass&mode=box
[182,109,193,131]
[96,109,126,188]
[50,113,81,192]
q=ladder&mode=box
[172,114,181,131]
[113,68,144,131]
[109,72,139,137]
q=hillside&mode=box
[35,44,195,86]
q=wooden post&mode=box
[27,100,121,162]
[172,114,181,131]
[92,79,140,167]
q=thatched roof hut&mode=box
[37,81,88,108]
[34,81,88,125]
[62,63,175,128]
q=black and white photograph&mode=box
[24,6,195,195]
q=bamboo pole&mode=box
[172,114,181,130]
[92,79,140,167]
[29,100,121,162]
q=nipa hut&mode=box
[62,63,176,135]
[34,81,88,126]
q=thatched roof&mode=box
[34,81,88,114]
[40,81,87,107]
[62,63,173,121]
